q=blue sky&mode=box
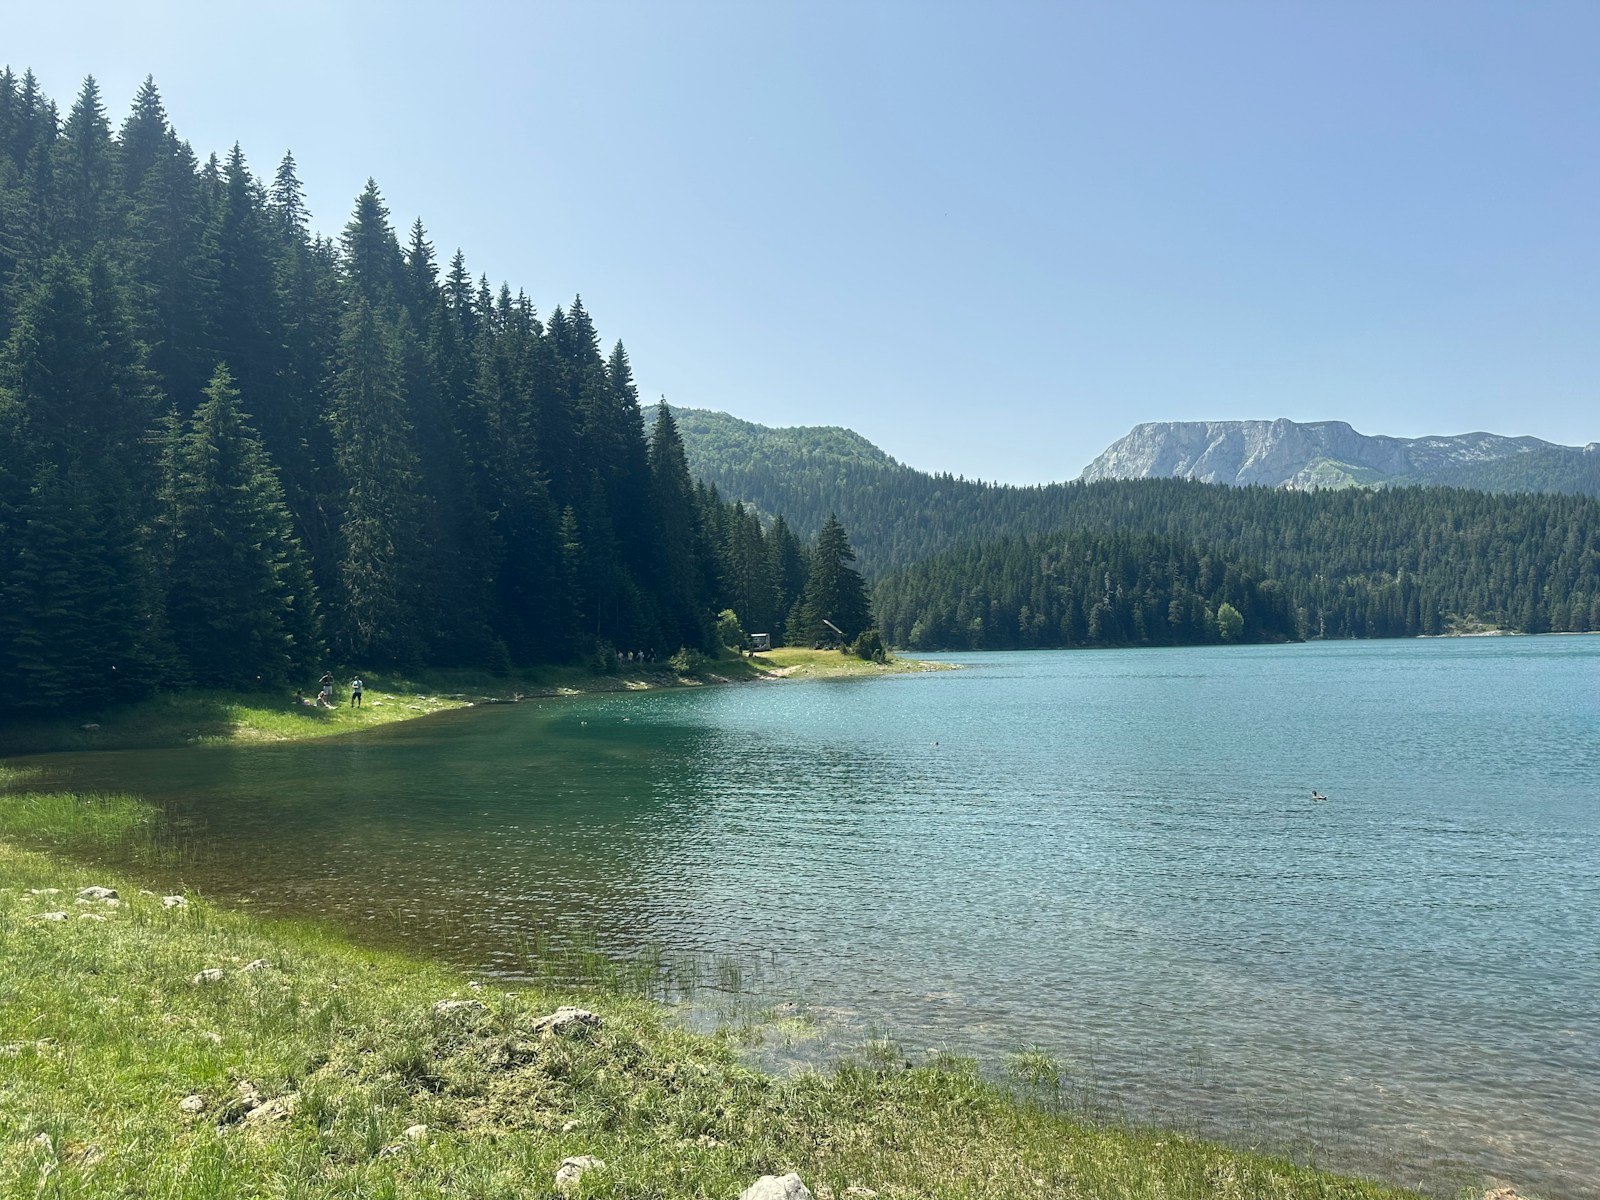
[9,1,1597,482]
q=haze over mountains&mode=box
[1080,419,1600,493]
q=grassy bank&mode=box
[0,650,951,757]
[1,825,1418,1200]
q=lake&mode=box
[9,638,1598,1197]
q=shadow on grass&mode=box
[0,689,339,756]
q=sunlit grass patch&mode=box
[0,789,157,850]
[751,646,954,678]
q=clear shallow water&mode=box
[10,639,1599,1197]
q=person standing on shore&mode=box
[350,676,364,708]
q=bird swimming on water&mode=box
[1311,790,1327,802]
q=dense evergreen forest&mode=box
[677,411,1600,638]
[875,530,1299,650]
[4,73,1594,718]
[0,71,837,715]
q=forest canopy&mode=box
[0,70,820,713]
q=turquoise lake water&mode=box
[11,638,1599,1196]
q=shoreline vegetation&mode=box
[0,846,1419,1200]
[0,647,952,758]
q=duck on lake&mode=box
[1311,790,1327,802]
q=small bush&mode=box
[715,609,745,650]
[668,646,708,675]
[852,628,887,662]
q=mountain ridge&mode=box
[1079,418,1599,491]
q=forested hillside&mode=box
[875,531,1298,650]
[674,407,1082,573]
[876,483,1600,649]
[679,410,1600,638]
[0,71,822,714]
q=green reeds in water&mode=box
[0,782,191,869]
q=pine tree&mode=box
[125,130,213,412]
[0,256,164,710]
[163,365,320,687]
[648,400,709,651]
[341,179,403,310]
[723,503,776,636]
[330,297,422,663]
[207,145,285,420]
[55,76,120,256]
[116,76,169,196]
[797,515,871,644]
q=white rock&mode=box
[242,1093,297,1123]
[179,1094,206,1116]
[191,968,227,986]
[240,959,271,973]
[530,1006,602,1037]
[554,1155,605,1193]
[740,1175,814,1200]
[403,1124,429,1141]
[33,911,69,921]
[561,1119,580,1133]
[162,895,188,908]
[77,886,118,901]
[431,998,488,1016]
[31,1132,53,1152]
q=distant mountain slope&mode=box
[673,408,902,478]
[673,407,1082,575]
[1079,419,1600,494]
[676,407,1600,638]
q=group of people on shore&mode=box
[315,672,363,708]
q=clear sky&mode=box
[8,1,1597,483]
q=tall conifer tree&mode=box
[330,297,422,663]
[163,365,319,687]
[648,401,708,651]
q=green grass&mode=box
[0,686,470,756]
[0,789,157,851]
[746,647,954,680]
[0,652,953,756]
[0,819,1421,1199]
